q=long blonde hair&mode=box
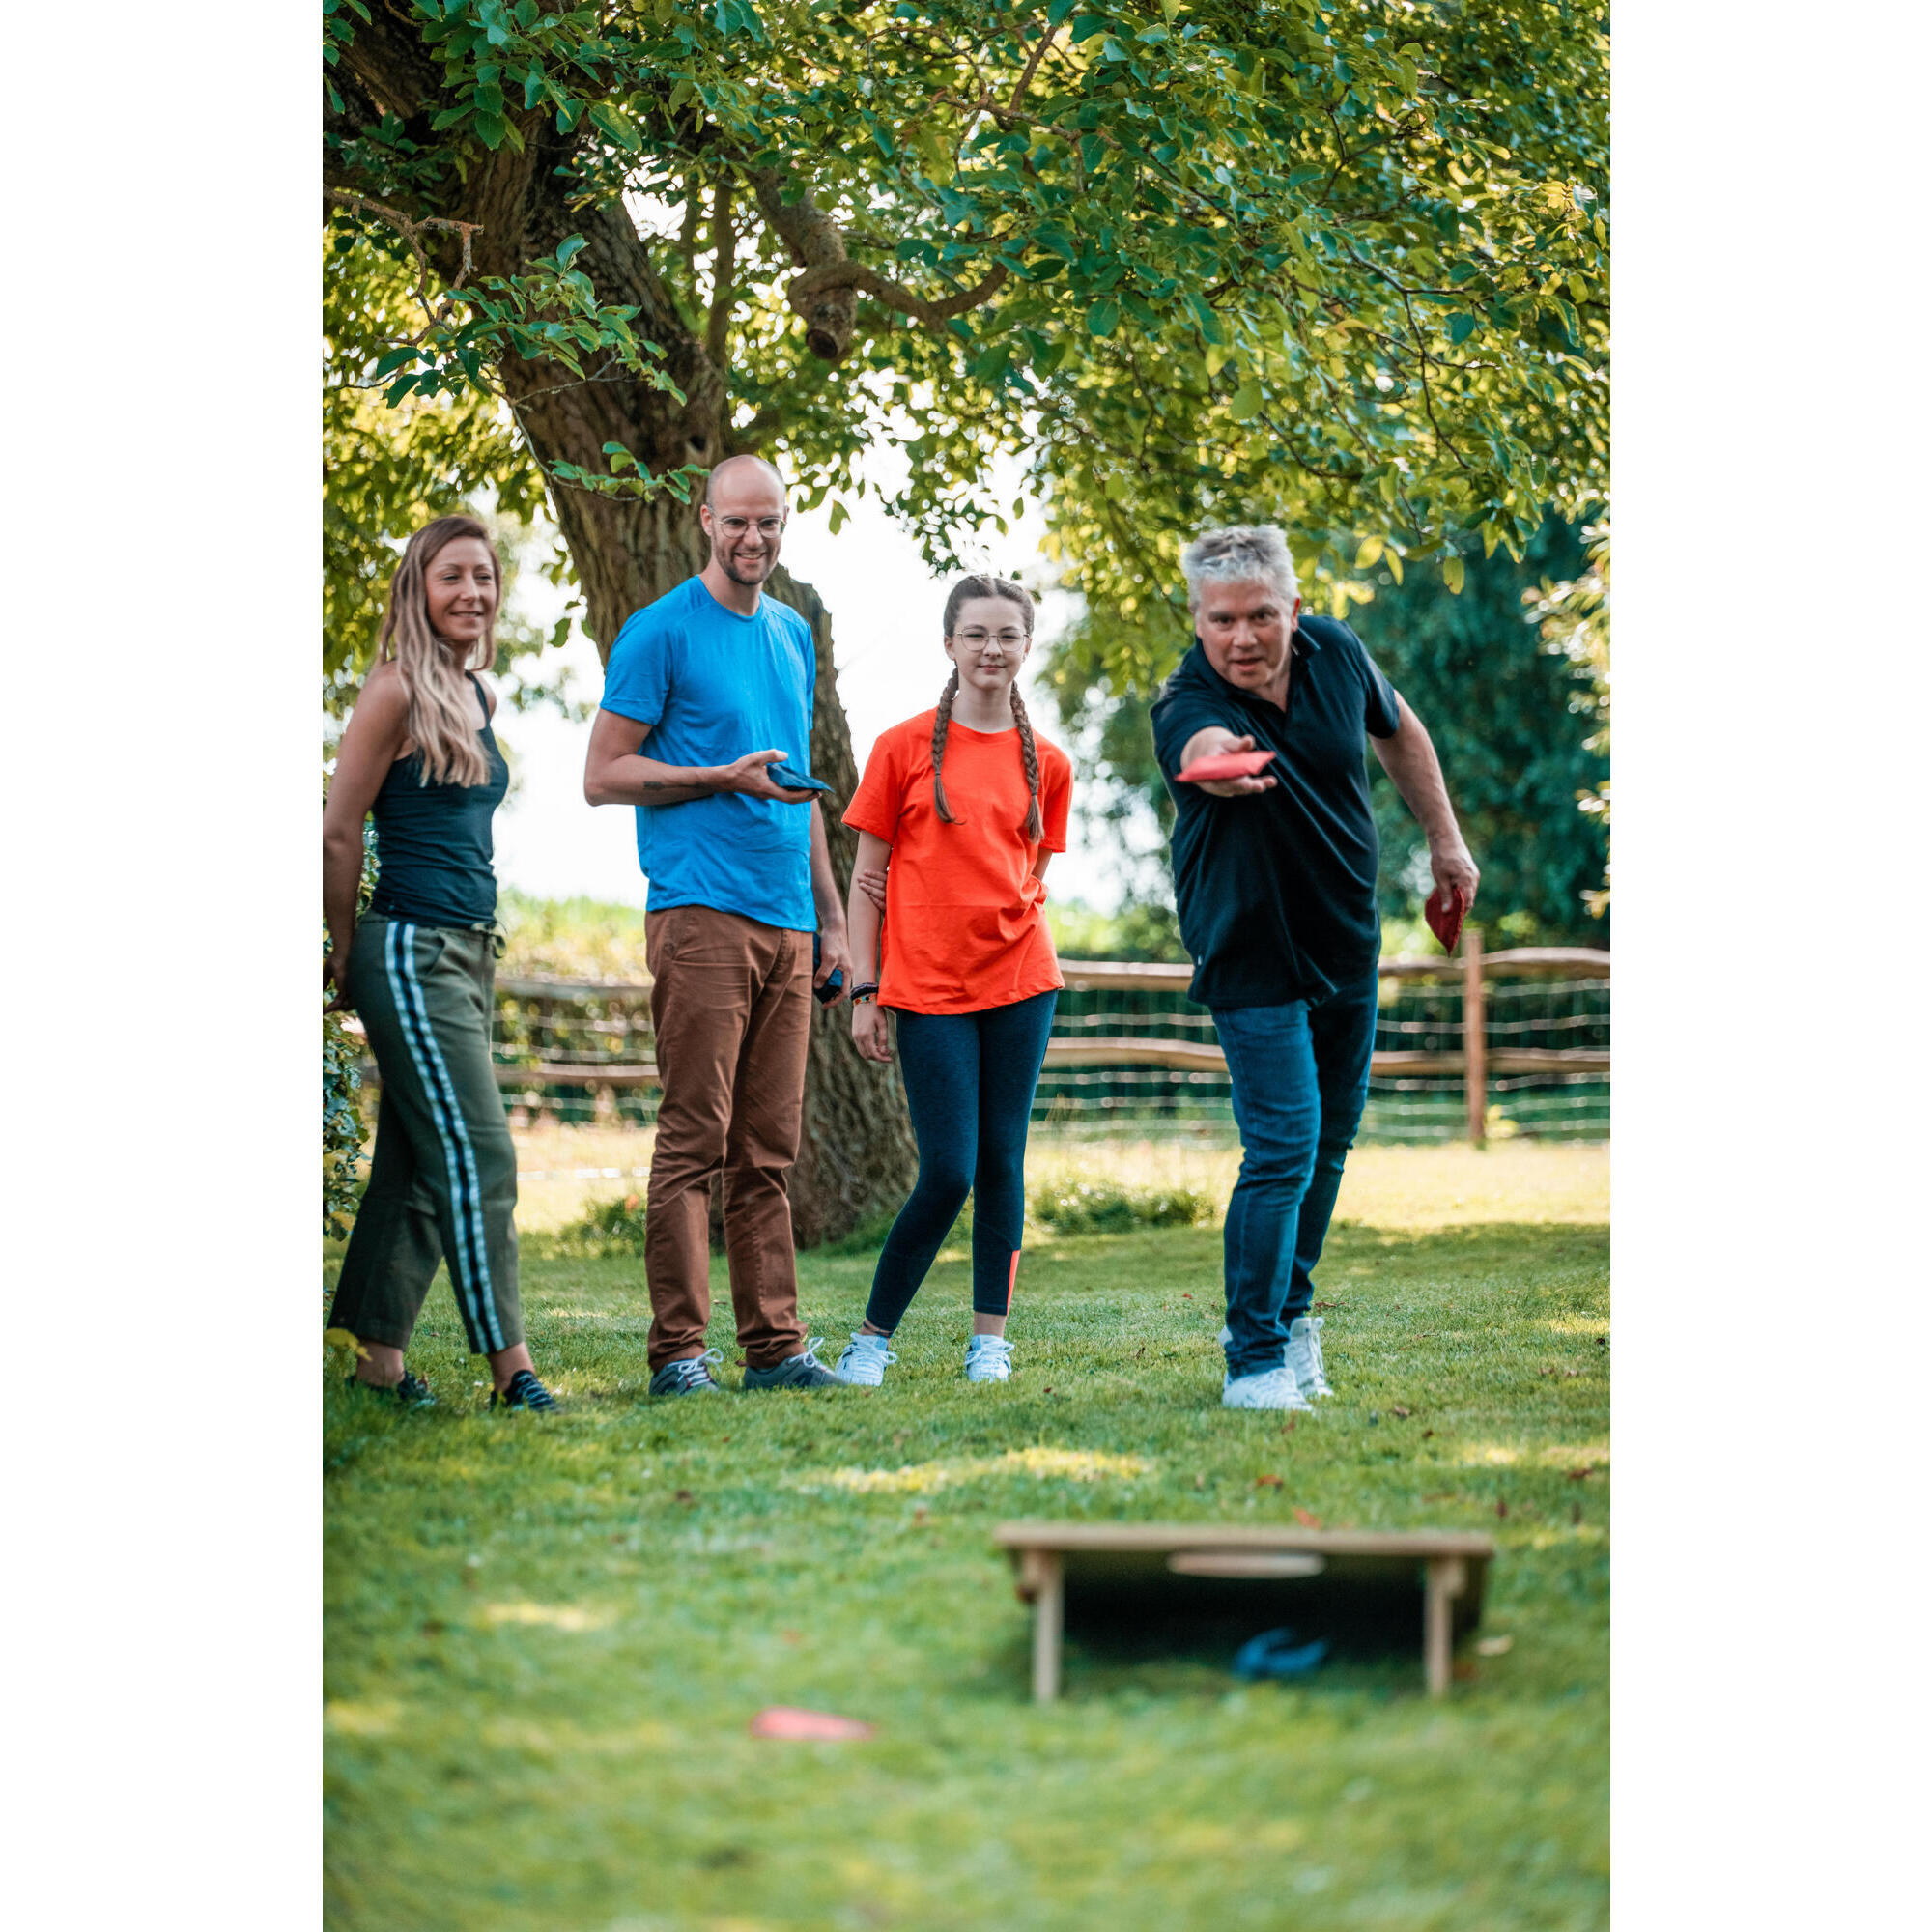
[931,574,1043,841]
[377,515,501,787]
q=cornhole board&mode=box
[995,1521,1497,1702]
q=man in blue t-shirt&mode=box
[1149,524,1480,1414]
[584,455,853,1396]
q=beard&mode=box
[718,547,777,585]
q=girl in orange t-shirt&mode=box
[834,575,1072,1387]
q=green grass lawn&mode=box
[325,1144,1607,1932]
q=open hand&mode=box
[719,749,819,802]
[1187,729,1278,798]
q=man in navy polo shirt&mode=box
[1151,525,1481,1412]
[584,455,852,1396]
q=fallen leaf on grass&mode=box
[912,1506,930,1526]
[1566,1466,1597,1481]
[1194,1473,1207,1490]
[1476,1634,1514,1656]
[1495,1498,1509,1519]
[1313,1300,1341,1311]
[1421,1429,1435,1439]
[1562,1369,1580,1378]
[1391,1406,1411,1419]
[675,1489,696,1505]
[1255,1473,1284,1489]
[1293,1508,1322,1529]
[1571,1502,1583,1524]
[1181,1293,1194,1300]
[749,1707,874,1742]
[1453,1661,1478,1683]
[781,1631,803,1645]
[1281,1415,1296,1435]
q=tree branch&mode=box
[326,189,485,348]
[706,179,737,368]
[748,169,859,362]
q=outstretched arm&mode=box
[1371,696,1480,905]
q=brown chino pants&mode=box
[644,903,812,1371]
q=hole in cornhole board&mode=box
[999,1524,1495,1697]
[1060,1553,1467,1663]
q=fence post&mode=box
[1462,923,1487,1147]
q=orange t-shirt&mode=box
[844,709,1073,1014]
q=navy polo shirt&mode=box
[1150,613,1403,1009]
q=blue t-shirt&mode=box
[599,577,818,931]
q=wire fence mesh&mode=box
[402,958,1608,1143]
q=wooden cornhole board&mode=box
[996,1521,1497,1702]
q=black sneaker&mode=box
[742,1339,844,1391]
[345,1371,436,1408]
[649,1349,724,1397]
[491,1369,560,1412]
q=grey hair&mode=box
[1180,524,1301,611]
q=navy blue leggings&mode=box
[864,990,1058,1333]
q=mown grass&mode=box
[325,1143,1607,1932]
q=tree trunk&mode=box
[765,566,921,1248]
[329,10,919,1243]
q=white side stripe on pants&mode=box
[385,922,504,1353]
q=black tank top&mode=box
[367,673,509,928]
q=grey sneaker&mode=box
[650,1348,724,1396]
[742,1338,843,1391]
[1285,1316,1335,1400]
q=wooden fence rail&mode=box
[359,928,1608,1146]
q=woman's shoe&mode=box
[491,1369,560,1412]
[833,1331,897,1386]
[964,1334,1013,1383]
[345,1370,436,1408]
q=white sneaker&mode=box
[964,1334,1014,1382]
[1219,1322,1287,1365]
[1285,1315,1335,1400]
[833,1331,897,1387]
[1222,1364,1315,1411]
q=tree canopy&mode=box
[326,0,1607,662]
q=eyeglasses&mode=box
[952,629,1030,647]
[715,516,786,537]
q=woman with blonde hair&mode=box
[834,574,1072,1386]
[323,515,556,1411]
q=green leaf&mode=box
[1227,380,1264,422]
[1442,554,1465,593]
[1086,298,1120,338]
[1446,313,1478,346]
[1355,535,1383,570]
[827,500,849,535]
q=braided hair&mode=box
[931,575,1043,841]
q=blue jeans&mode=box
[865,990,1059,1333]
[1214,972,1378,1379]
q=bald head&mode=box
[699,454,790,598]
[704,453,787,509]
